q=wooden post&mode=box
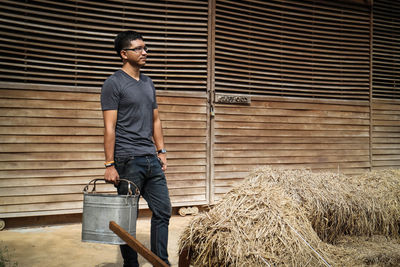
[109,221,169,267]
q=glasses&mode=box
[123,46,148,53]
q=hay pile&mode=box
[251,167,400,243]
[179,167,400,266]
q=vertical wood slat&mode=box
[369,0,374,171]
[207,0,217,204]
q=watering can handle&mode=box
[83,178,140,196]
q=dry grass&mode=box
[179,166,400,266]
[250,167,400,243]
[335,235,400,266]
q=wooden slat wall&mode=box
[214,0,370,99]
[372,99,400,169]
[156,92,208,207]
[213,95,371,199]
[0,0,209,90]
[1,0,400,219]
[0,84,208,218]
[211,0,372,200]
[0,0,209,218]
[0,84,103,217]
[371,1,400,170]
[372,0,400,99]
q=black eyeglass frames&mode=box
[123,46,148,53]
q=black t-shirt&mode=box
[101,70,158,156]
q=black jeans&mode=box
[115,155,172,267]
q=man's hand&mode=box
[158,153,167,172]
[104,166,119,184]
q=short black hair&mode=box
[114,30,144,58]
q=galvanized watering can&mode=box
[81,178,140,245]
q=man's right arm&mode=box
[103,109,119,184]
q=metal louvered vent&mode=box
[372,0,400,100]
[214,0,371,100]
[0,0,208,91]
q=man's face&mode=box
[121,39,148,67]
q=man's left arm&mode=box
[153,108,167,171]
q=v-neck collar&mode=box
[120,69,141,82]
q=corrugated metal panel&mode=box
[214,0,370,100]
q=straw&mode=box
[179,166,400,266]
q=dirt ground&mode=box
[0,214,193,267]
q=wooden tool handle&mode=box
[109,221,169,267]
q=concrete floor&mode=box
[0,215,193,267]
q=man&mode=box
[101,30,171,267]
